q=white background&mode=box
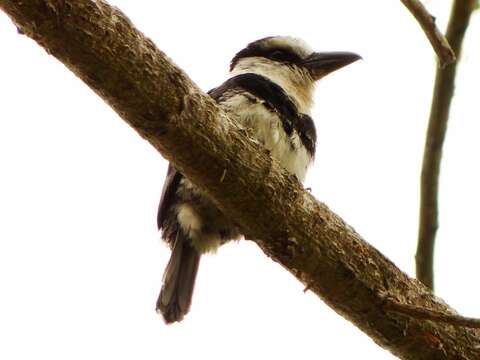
[1,1,479,359]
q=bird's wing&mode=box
[207,82,229,101]
[157,163,182,230]
[157,85,226,231]
[157,84,226,231]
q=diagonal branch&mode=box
[400,0,456,66]
[416,0,477,290]
[1,1,480,359]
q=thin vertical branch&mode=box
[416,0,477,290]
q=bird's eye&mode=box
[267,49,301,64]
[270,50,288,61]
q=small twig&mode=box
[385,300,480,328]
[400,0,456,66]
[416,0,477,290]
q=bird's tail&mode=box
[156,232,201,324]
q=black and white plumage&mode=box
[156,36,360,323]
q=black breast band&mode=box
[208,73,316,156]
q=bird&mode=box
[156,36,360,323]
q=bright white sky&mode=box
[1,1,479,359]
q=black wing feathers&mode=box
[157,164,182,230]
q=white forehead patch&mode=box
[260,36,313,58]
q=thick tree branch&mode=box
[400,0,456,66]
[1,1,480,359]
[416,0,476,290]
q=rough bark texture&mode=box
[416,0,477,290]
[1,1,480,359]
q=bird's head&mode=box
[230,36,361,113]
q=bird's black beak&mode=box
[303,51,361,80]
